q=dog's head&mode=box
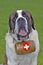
[9,10,35,39]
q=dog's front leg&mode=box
[3,53,8,65]
[31,56,37,65]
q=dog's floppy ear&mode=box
[8,13,15,33]
[30,14,35,30]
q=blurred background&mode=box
[0,0,43,65]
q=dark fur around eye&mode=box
[22,11,26,17]
[14,12,18,18]
[22,11,30,21]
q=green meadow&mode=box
[0,0,43,65]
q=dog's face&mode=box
[9,10,35,39]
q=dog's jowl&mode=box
[3,10,40,65]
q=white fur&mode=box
[5,29,39,65]
[17,10,22,17]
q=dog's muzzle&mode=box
[16,17,28,37]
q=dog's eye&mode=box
[13,12,18,22]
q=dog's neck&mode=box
[10,28,34,42]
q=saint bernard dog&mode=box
[3,10,40,65]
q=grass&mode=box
[0,0,43,64]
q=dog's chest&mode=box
[6,38,34,61]
[6,31,37,64]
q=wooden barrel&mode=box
[15,40,36,55]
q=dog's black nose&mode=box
[17,17,26,27]
[17,17,26,23]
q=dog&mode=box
[3,10,40,65]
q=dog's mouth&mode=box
[18,29,27,37]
